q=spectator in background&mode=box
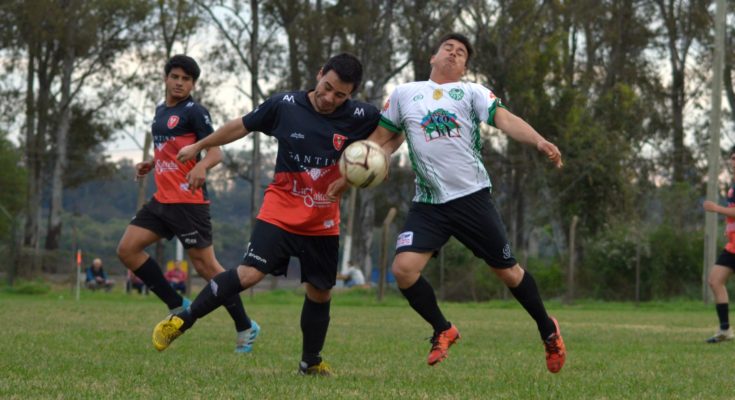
[165,262,188,295]
[127,270,147,294]
[337,262,366,288]
[86,258,114,292]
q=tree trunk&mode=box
[46,14,76,250]
[23,45,39,251]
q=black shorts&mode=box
[716,250,735,270]
[129,197,212,249]
[241,220,339,290]
[395,188,517,269]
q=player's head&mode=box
[164,55,199,102]
[312,53,363,114]
[430,33,473,79]
[92,258,102,268]
[320,53,363,94]
[165,55,201,81]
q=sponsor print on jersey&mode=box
[288,151,338,167]
[155,159,179,173]
[333,133,347,151]
[167,115,180,129]
[502,243,513,260]
[449,88,464,101]
[412,94,424,101]
[420,109,461,141]
[291,179,332,208]
[396,231,414,248]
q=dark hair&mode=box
[165,54,201,81]
[434,33,474,65]
[730,145,735,156]
[321,53,363,94]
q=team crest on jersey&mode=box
[421,109,461,141]
[333,133,347,151]
[433,89,443,100]
[167,115,180,129]
[449,88,464,101]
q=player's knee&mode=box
[708,275,724,289]
[116,242,131,263]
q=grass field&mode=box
[1,287,733,399]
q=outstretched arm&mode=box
[368,125,405,155]
[178,118,250,163]
[494,107,563,168]
[326,125,403,201]
[185,146,223,191]
[704,200,735,218]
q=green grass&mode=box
[0,288,732,399]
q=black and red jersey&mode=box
[150,96,214,204]
[243,91,380,236]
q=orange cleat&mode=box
[544,317,566,373]
[427,324,461,366]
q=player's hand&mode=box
[327,176,350,202]
[537,139,563,168]
[177,144,199,163]
[135,160,154,180]
[703,200,719,213]
[186,163,207,192]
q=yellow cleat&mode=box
[298,361,333,376]
[152,315,185,351]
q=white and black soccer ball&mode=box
[338,140,389,188]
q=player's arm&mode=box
[494,107,563,168]
[368,125,404,155]
[186,146,222,191]
[178,117,250,163]
[704,201,735,217]
[327,125,401,201]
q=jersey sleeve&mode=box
[190,104,215,140]
[242,95,279,135]
[470,84,505,128]
[378,87,403,134]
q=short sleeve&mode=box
[470,84,504,127]
[190,105,215,140]
[378,88,403,134]
[242,95,279,135]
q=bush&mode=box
[3,279,51,295]
[582,221,703,301]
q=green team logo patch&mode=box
[448,88,464,101]
[420,109,461,141]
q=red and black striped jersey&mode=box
[243,91,380,236]
[150,96,214,204]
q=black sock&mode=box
[301,296,330,366]
[509,270,554,340]
[224,294,251,332]
[400,276,450,333]
[180,268,244,332]
[716,303,730,330]
[133,257,182,310]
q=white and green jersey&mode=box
[379,80,503,204]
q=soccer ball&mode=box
[339,140,389,188]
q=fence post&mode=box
[566,215,578,304]
[377,207,397,302]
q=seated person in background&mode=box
[86,258,114,291]
[126,270,147,294]
[337,263,367,288]
[165,262,188,295]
